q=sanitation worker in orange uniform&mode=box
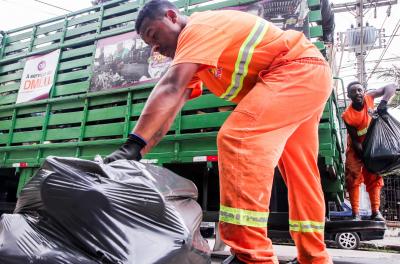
[105,0,333,263]
[342,81,396,221]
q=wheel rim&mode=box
[338,233,357,249]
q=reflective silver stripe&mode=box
[357,127,368,136]
[220,19,269,101]
[289,220,325,233]
[219,204,269,228]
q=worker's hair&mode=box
[135,0,178,33]
[346,81,363,92]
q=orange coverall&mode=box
[172,10,332,264]
[342,95,384,214]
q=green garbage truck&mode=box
[0,0,346,232]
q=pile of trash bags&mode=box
[0,157,211,264]
[363,108,400,176]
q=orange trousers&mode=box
[345,147,384,213]
[217,58,333,264]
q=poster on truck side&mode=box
[16,49,60,104]
[223,0,309,36]
[90,31,171,92]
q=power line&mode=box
[32,0,72,12]
[0,0,59,16]
[367,16,400,81]
[364,14,388,60]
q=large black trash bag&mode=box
[363,113,400,175]
[0,156,211,264]
[0,214,98,264]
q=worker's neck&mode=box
[351,101,364,111]
[179,15,189,29]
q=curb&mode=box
[360,242,400,252]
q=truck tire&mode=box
[335,232,360,250]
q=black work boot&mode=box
[222,255,245,264]
[371,211,385,221]
[352,212,361,221]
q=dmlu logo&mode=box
[37,60,46,71]
[209,67,222,79]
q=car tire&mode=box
[335,232,360,250]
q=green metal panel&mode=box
[103,2,139,17]
[89,93,128,106]
[0,71,22,83]
[18,105,47,115]
[102,13,136,28]
[33,33,63,46]
[55,69,90,83]
[98,25,134,39]
[307,0,320,9]
[60,45,93,60]
[0,83,20,93]
[0,93,17,105]
[31,43,59,53]
[8,149,38,160]
[48,112,82,126]
[14,116,44,129]
[188,0,257,13]
[53,81,90,97]
[0,120,12,131]
[314,41,325,50]
[84,123,124,138]
[310,25,323,38]
[0,61,24,73]
[36,22,65,35]
[4,41,29,53]
[181,112,230,130]
[41,147,77,158]
[0,109,13,118]
[79,144,119,158]
[12,131,41,143]
[86,105,126,121]
[58,57,93,71]
[68,13,100,27]
[50,99,85,111]
[0,133,8,145]
[7,31,32,43]
[309,10,322,23]
[183,94,234,111]
[65,24,98,38]
[46,127,81,141]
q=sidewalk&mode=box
[210,243,400,264]
[361,224,400,251]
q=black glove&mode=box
[103,134,147,164]
[377,100,388,117]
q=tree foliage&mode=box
[377,65,400,106]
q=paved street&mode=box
[210,241,400,264]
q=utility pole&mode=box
[356,0,367,86]
[332,0,397,87]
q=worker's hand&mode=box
[103,134,146,164]
[377,100,388,117]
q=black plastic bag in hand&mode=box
[362,112,400,174]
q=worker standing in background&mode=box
[342,81,397,221]
[105,0,333,263]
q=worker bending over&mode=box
[342,81,396,221]
[105,1,333,263]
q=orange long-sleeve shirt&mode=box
[172,10,324,103]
